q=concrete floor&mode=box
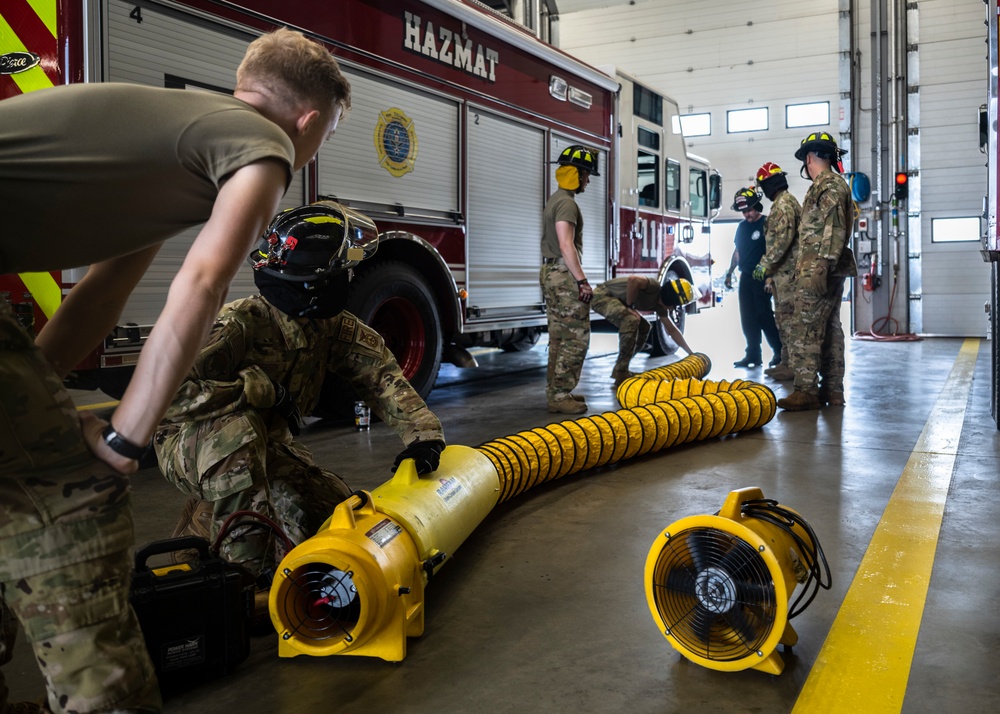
[7,300,1000,713]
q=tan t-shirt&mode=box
[0,83,294,273]
[541,188,584,261]
[601,276,669,317]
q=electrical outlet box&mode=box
[857,239,873,254]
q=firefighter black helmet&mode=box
[249,200,379,281]
[794,132,847,163]
[731,186,763,213]
[557,144,601,176]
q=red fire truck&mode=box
[0,0,720,402]
[984,0,1000,426]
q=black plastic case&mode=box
[130,536,252,690]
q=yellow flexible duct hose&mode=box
[477,355,775,504]
[270,352,777,660]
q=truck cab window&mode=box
[666,159,681,212]
[689,168,707,218]
[638,151,659,208]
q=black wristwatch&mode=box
[101,423,149,460]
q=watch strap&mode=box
[101,424,149,460]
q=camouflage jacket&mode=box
[159,296,443,446]
[758,189,801,279]
[797,168,858,277]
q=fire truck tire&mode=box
[500,327,542,352]
[647,272,688,357]
[96,366,135,401]
[347,261,443,399]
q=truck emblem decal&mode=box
[403,11,498,83]
[0,51,41,75]
[374,107,419,177]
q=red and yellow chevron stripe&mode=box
[0,0,59,98]
[1,0,63,319]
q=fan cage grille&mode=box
[277,563,362,644]
[650,526,777,662]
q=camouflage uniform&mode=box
[591,277,664,376]
[758,190,801,366]
[540,188,590,402]
[154,297,443,574]
[788,169,858,396]
[0,303,161,713]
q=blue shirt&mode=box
[734,215,767,273]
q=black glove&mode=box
[392,439,445,475]
[577,279,593,304]
[272,381,301,436]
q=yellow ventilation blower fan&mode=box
[644,487,830,675]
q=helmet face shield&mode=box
[250,200,379,281]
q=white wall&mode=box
[556,0,841,219]
[556,0,990,337]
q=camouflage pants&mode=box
[787,276,846,395]
[771,271,795,366]
[155,413,352,575]
[590,286,650,374]
[0,304,160,713]
[540,264,590,401]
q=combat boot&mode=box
[733,356,762,368]
[169,497,214,564]
[819,388,846,406]
[548,396,587,414]
[777,390,822,411]
[766,364,795,381]
[611,368,635,387]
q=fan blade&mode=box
[733,577,773,607]
[715,538,752,579]
[724,605,760,649]
[686,530,717,572]
[663,566,696,594]
[690,606,715,650]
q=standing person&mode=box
[724,187,783,368]
[751,162,802,381]
[540,145,599,415]
[155,201,445,588]
[777,132,858,411]
[0,28,350,713]
[591,275,696,385]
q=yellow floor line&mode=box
[791,338,979,713]
[76,400,119,411]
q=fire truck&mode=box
[0,0,720,403]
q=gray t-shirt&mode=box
[0,83,294,273]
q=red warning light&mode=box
[894,172,908,201]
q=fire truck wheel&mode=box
[500,327,542,352]
[647,273,688,357]
[347,261,443,399]
[96,366,135,401]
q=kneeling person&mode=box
[154,202,445,579]
[591,275,696,386]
